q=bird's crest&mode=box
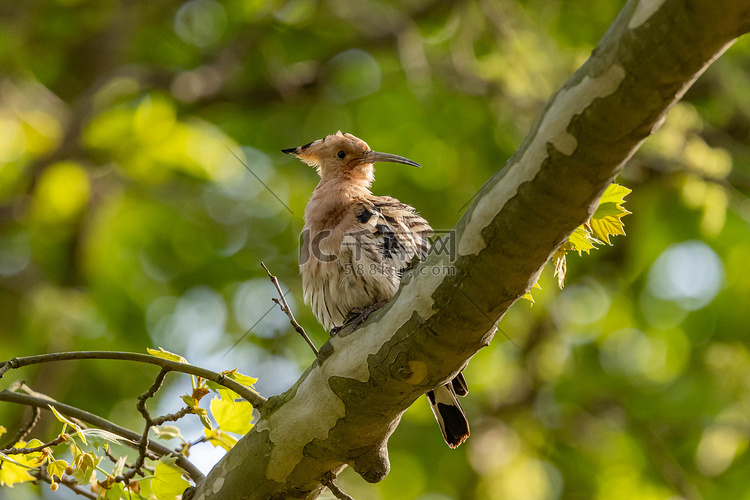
[282,132,419,181]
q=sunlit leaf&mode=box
[567,226,600,255]
[147,347,188,364]
[81,429,131,450]
[72,452,97,484]
[151,457,190,500]
[48,405,86,445]
[203,428,238,451]
[47,459,67,479]
[221,368,259,388]
[153,425,183,441]
[0,453,36,487]
[552,183,630,288]
[112,455,127,476]
[210,396,254,435]
[181,394,198,409]
[554,245,568,289]
[206,380,240,402]
[104,481,126,499]
[590,184,631,244]
[196,407,213,431]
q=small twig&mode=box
[34,466,98,500]
[119,369,168,482]
[153,406,193,426]
[103,445,154,474]
[0,390,204,483]
[1,405,41,449]
[0,351,266,410]
[0,434,65,455]
[261,262,319,356]
[322,472,355,500]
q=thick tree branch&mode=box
[194,1,750,498]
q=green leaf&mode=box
[206,380,240,402]
[153,425,183,441]
[522,280,542,303]
[181,394,197,409]
[197,408,213,431]
[598,183,632,205]
[147,347,188,364]
[112,455,127,476]
[567,226,601,255]
[203,428,238,451]
[81,429,131,450]
[104,481,126,499]
[72,452,97,484]
[553,183,630,288]
[48,404,87,445]
[590,184,631,244]
[151,457,190,500]
[221,369,258,388]
[554,246,568,289]
[0,453,36,486]
[47,459,68,479]
[210,396,254,435]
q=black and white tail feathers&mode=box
[427,373,470,448]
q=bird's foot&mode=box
[347,300,389,330]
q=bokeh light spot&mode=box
[647,240,724,311]
[32,161,90,224]
[174,0,227,48]
[324,49,382,103]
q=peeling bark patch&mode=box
[629,0,668,29]
[212,477,225,493]
[266,367,346,482]
[458,63,626,256]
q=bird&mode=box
[283,131,470,448]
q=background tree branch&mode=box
[0,351,265,409]
[192,0,750,498]
[0,389,205,483]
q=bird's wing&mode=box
[349,196,433,275]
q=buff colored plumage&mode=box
[284,131,470,448]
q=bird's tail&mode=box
[426,376,470,448]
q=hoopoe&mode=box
[283,131,470,448]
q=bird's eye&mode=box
[337,150,346,159]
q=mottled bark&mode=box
[193,1,750,498]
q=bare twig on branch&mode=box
[118,368,169,482]
[0,405,40,449]
[0,351,266,410]
[0,389,204,483]
[323,473,355,500]
[103,445,155,474]
[261,262,319,356]
[0,434,66,455]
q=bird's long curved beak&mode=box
[362,151,422,168]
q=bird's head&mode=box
[282,131,420,184]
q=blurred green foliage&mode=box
[1,0,750,499]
